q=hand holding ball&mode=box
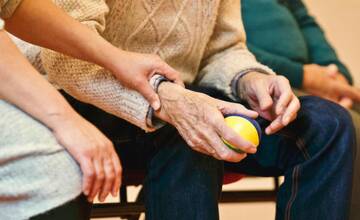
[223,114,261,153]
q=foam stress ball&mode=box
[223,114,261,153]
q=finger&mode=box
[219,101,258,119]
[281,96,301,126]
[137,83,161,110]
[99,158,115,202]
[275,89,293,115]
[273,76,293,115]
[111,153,122,197]
[339,97,354,109]
[205,128,247,162]
[265,115,284,135]
[191,136,217,156]
[255,85,273,111]
[88,159,105,202]
[337,84,360,102]
[156,64,184,87]
[214,117,257,154]
[79,157,95,197]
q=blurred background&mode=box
[304,0,360,86]
[94,1,360,219]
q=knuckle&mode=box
[107,173,115,180]
[219,150,230,160]
[132,77,144,88]
[116,167,122,176]
[85,170,95,179]
[98,172,105,181]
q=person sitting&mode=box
[17,0,356,219]
[241,0,360,218]
[0,0,181,219]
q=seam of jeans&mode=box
[296,138,311,160]
[285,165,300,220]
[280,130,310,161]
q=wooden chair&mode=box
[91,170,280,219]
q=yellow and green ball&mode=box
[223,114,261,153]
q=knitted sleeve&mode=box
[197,0,275,101]
[0,0,22,18]
[40,0,157,132]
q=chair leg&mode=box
[273,176,280,193]
[127,187,145,220]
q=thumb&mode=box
[255,86,273,111]
[156,64,185,87]
[219,100,259,119]
[138,83,161,110]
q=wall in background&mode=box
[304,0,360,86]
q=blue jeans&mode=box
[63,89,355,220]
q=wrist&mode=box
[154,82,186,121]
[44,106,79,131]
[95,41,125,73]
[237,72,267,98]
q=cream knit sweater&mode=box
[0,0,21,18]
[18,0,275,132]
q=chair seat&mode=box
[122,170,245,186]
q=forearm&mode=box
[0,31,76,130]
[4,0,119,72]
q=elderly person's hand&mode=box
[154,82,259,162]
[238,72,301,135]
[49,111,122,203]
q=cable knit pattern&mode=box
[17,0,275,132]
[0,0,22,18]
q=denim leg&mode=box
[145,126,224,220]
[226,96,355,220]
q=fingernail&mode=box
[283,116,290,125]
[266,128,272,135]
[152,101,160,110]
[250,147,257,153]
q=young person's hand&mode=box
[107,51,183,110]
[238,73,300,135]
[303,64,360,109]
[154,82,258,162]
[48,111,122,203]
